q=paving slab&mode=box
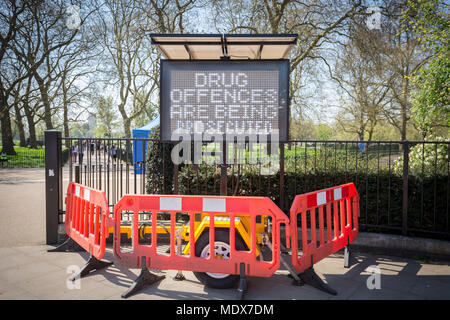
[409,277,450,300]
[1,168,450,300]
[348,283,422,300]
[0,243,447,300]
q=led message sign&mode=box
[160,60,289,142]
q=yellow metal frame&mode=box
[181,216,261,256]
[110,213,268,256]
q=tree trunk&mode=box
[401,107,407,141]
[118,102,131,138]
[34,73,53,129]
[23,104,37,149]
[62,72,69,137]
[63,100,69,137]
[13,103,26,147]
[123,117,131,138]
[0,99,16,155]
[22,77,37,148]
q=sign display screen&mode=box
[160,60,289,142]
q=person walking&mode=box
[72,144,78,163]
[79,142,85,165]
[358,141,368,158]
[112,144,118,161]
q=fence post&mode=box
[45,130,62,245]
[173,164,179,194]
[402,140,409,236]
[75,165,80,183]
[279,143,285,211]
[220,140,227,196]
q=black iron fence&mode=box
[48,133,449,242]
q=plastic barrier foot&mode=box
[47,237,84,252]
[297,267,337,296]
[122,257,165,299]
[287,274,304,286]
[280,243,290,255]
[69,255,113,281]
[235,263,247,300]
[173,271,185,281]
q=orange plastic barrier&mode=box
[54,181,359,298]
[64,181,112,259]
[289,183,360,273]
[113,194,290,278]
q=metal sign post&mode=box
[153,34,297,200]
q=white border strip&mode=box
[334,188,342,201]
[317,192,327,206]
[160,197,181,211]
[83,189,90,201]
[203,198,226,212]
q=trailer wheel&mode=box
[193,228,248,289]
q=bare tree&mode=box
[93,0,196,138]
[380,0,429,141]
[55,34,100,137]
[0,0,29,155]
[10,0,99,137]
[210,0,364,134]
[11,77,26,147]
[142,0,199,33]
[210,0,363,69]
[332,22,392,140]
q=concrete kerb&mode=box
[280,227,450,261]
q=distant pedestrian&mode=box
[79,142,85,164]
[72,145,78,163]
[358,141,367,158]
[112,144,117,161]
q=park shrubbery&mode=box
[146,136,449,240]
[145,126,173,195]
[392,138,449,177]
[0,146,70,168]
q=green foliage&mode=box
[315,123,333,141]
[284,143,401,176]
[289,118,316,140]
[2,146,44,167]
[145,126,174,194]
[94,96,119,138]
[392,138,449,176]
[0,146,69,168]
[176,164,449,239]
[411,55,450,136]
[144,139,448,239]
[404,0,450,137]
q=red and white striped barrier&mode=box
[289,183,360,273]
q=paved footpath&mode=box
[0,168,449,300]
